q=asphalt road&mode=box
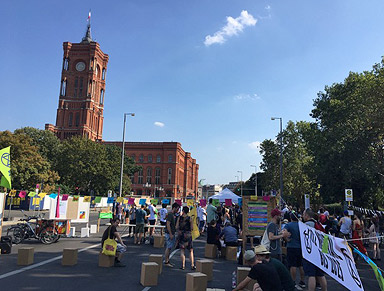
[0,212,382,290]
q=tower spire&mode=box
[81,10,93,43]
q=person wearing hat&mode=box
[233,249,283,291]
[254,245,296,291]
[267,208,286,261]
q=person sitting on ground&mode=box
[176,206,196,270]
[134,204,148,245]
[101,218,126,267]
[164,202,180,267]
[254,245,296,291]
[233,249,283,291]
[220,222,238,247]
[207,220,221,254]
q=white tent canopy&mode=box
[209,188,240,203]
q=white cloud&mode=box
[233,93,260,101]
[204,10,257,46]
[154,121,165,128]
[248,141,261,150]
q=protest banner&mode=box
[299,221,364,291]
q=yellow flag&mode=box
[38,192,47,199]
[83,196,91,202]
[188,207,200,240]
[116,197,124,203]
[0,146,11,189]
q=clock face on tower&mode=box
[75,61,86,71]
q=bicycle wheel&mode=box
[7,226,24,244]
[39,227,59,244]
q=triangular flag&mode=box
[28,191,36,197]
[0,146,11,189]
[49,193,58,199]
[38,192,47,199]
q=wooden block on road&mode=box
[62,248,78,266]
[140,262,159,286]
[153,235,164,248]
[237,267,256,291]
[149,254,163,274]
[204,244,217,258]
[196,259,213,281]
[186,272,207,291]
[226,246,237,261]
[18,247,34,266]
[98,251,114,267]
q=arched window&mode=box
[100,89,104,105]
[148,154,153,163]
[102,68,106,80]
[168,154,173,162]
[156,155,161,163]
[68,112,73,127]
[138,169,143,184]
[155,168,161,185]
[61,80,67,96]
[79,77,83,97]
[146,167,152,184]
[63,58,69,70]
[139,154,144,163]
[96,65,101,78]
[167,168,172,184]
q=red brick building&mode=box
[104,142,199,199]
[45,23,108,141]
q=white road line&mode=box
[0,242,101,280]
[169,248,179,259]
[141,287,151,291]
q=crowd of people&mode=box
[100,199,382,291]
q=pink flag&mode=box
[263,196,270,201]
[128,198,135,205]
[55,188,61,218]
[225,199,232,206]
[62,194,69,201]
[175,199,182,206]
[18,191,27,198]
[200,199,207,207]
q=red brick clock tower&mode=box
[45,20,109,141]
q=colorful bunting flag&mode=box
[354,248,384,290]
[83,196,91,202]
[107,197,114,203]
[150,198,158,205]
[62,194,69,201]
[116,197,124,203]
[225,199,232,206]
[94,196,102,203]
[162,199,170,205]
[72,195,79,202]
[199,199,207,207]
[175,199,182,206]
[212,199,220,207]
[128,198,135,205]
[139,198,146,205]
[9,189,16,197]
[18,191,26,198]
[49,193,58,199]
[28,191,36,197]
[38,192,47,199]
[0,146,11,189]
[187,199,194,207]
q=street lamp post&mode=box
[119,113,135,197]
[250,165,258,196]
[271,117,283,206]
[237,170,243,197]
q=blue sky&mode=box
[2,1,384,185]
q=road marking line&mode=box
[0,242,101,280]
[169,248,179,259]
[142,287,151,291]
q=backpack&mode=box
[261,223,272,250]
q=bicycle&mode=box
[7,211,60,244]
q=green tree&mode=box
[0,130,59,192]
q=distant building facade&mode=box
[202,184,222,199]
[45,22,108,141]
[104,142,199,199]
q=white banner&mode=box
[299,221,364,291]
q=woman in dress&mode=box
[351,213,368,259]
[176,206,196,270]
[368,215,381,260]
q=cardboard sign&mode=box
[139,198,146,205]
[162,199,170,205]
[107,197,114,204]
[200,199,207,207]
[116,197,124,203]
[128,198,135,205]
[62,194,69,201]
[225,199,232,206]
[187,199,194,207]
[212,199,220,207]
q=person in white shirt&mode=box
[148,203,157,237]
[159,204,168,236]
[197,205,207,233]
